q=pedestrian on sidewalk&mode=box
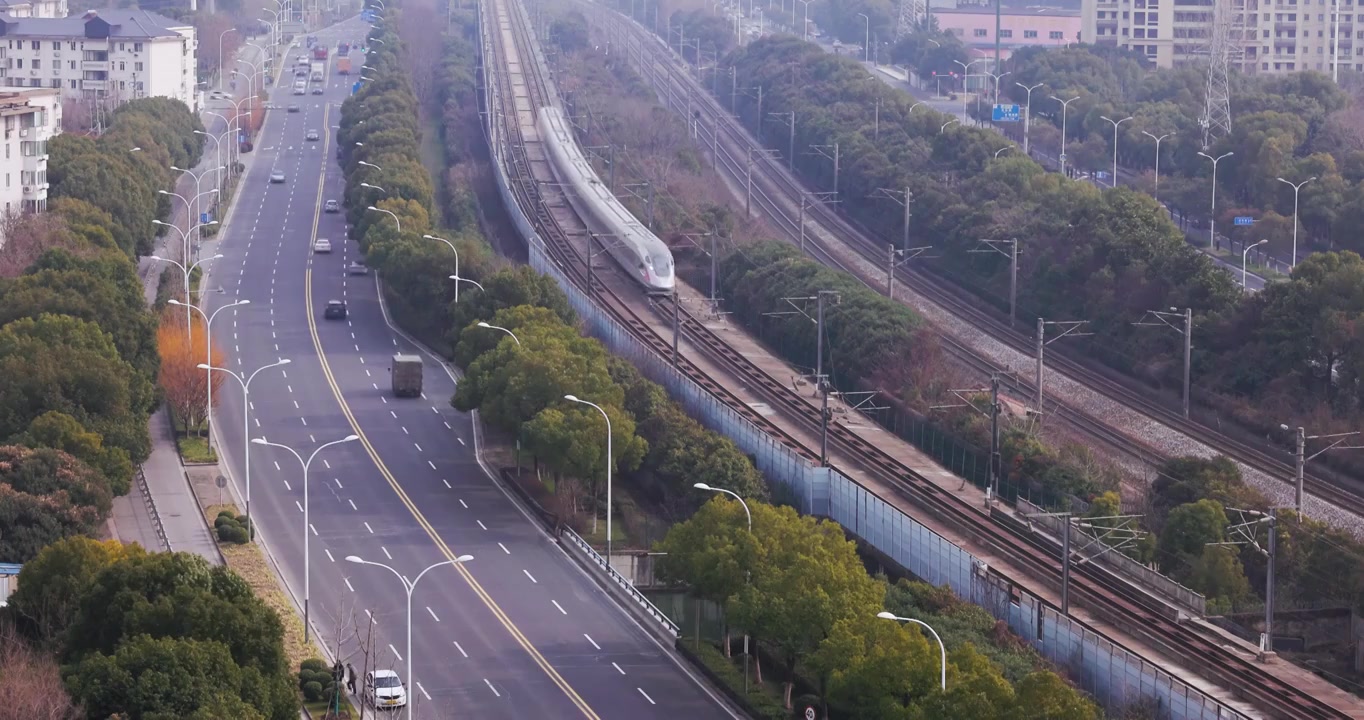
[346,663,356,694]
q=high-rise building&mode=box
[1083,0,1359,75]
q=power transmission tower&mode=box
[895,0,925,40]
[1198,0,1240,149]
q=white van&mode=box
[293,80,306,95]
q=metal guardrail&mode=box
[561,527,680,638]
[135,465,171,552]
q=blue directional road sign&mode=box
[352,81,362,95]
[1234,216,1255,226]
[992,103,1021,122]
[201,212,211,224]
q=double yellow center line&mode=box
[302,105,598,718]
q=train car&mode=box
[536,106,675,293]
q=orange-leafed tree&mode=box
[157,307,225,435]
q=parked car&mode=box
[270,170,286,183]
[348,261,368,275]
[323,300,347,320]
[324,199,340,213]
[313,238,332,253]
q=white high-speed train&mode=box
[537,106,675,293]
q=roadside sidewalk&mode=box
[110,38,284,557]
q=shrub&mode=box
[302,680,323,702]
[216,524,248,544]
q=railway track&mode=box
[483,3,1348,717]
[617,26,1364,522]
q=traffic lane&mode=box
[330,519,585,719]
[308,262,732,720]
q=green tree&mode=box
[0,314,153,463]
[655,497,756,654]
[63,635,271,720]
[812,614,938,719]
[1158,499,1229,572]
[0,445,113,563]
[65,552,291,684]
[1185,545,1253,611]
[729,503,885,707]
[8,536,143,644]
[0,247,159,381]
[11,410,135,496]
[1008,670,1100,720]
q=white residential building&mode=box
[0,0,66,19]
[0,87,59,224]
[1083,0,1362,75]
[0,10,196,114]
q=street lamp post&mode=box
[251,435,360,641]
[564,395,613,564]
[150,253,222,335]
[1141,130,1173,202]
[857,13,869,63]
[368,205,400,232]
[476,322,521,346]
[169,297,248,450]
[1051,94,1079,176]
[423,234,461,303]
[346,554,473,720]
[1244,239,1268,290]
[955,59,985,123]
[1276,176,1317,270]
[448,275,483,292]
[1014,82,1043,155]
[1099,115,1133,188]
[1197,151,1233,251]
[194,130,224,199]
[877,612,946,691]
[198,357,290,540]
[984,70,1010,106]
[941,118,958,134]
[218,28,238,91]
[694,481,753,689]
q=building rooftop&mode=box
[0,9,189,39]
[938,4,1081,17]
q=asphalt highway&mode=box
[205,16,738,720]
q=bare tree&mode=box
[0,210,92,278]
[0,620,82,720]
[397,1,445,109]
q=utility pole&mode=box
[809,142,840,197]
[886,243,932,299]
[767,111,795,171]
[1035,318,1091,417]
[765,291,840,465]
[873,187,914,251]
[971,239,1020,327]
[1281,426,1364,518]
[671,290,680,367]
[931,375,1004,503]
[746,147,781,218]
[1061,513,1071,613]
[796,191,838,253]
[1212,508,1276,654]
[1134,308,1193,418]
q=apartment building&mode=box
[0,10,197,114]
[0,88,59,227]
[1084,0,1361,74]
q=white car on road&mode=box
[364,669,407,710]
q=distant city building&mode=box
[0,9,197,119]
[0,0,65,19]
[933,0,1083,66]
[0,88,59,230]
[1083,0,1357,75]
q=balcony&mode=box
[80,60,107,71]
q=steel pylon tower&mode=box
[1198,0,1238,148]
[896,0,925,39]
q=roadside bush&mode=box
[214,511,251,544]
